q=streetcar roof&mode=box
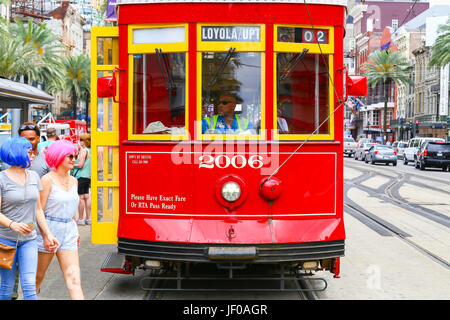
[116,0,347,7]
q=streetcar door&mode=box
[90,27,120,244]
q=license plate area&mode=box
[208,246,257,260]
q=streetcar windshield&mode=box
[201,51,261,135]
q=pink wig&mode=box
[45,140,78,170]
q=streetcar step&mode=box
[101,252,132,274]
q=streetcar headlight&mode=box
[221,181,241,202]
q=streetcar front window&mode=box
[276,53,330,135]
[201,51,261,135]
[132,52,186,135]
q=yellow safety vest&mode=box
[205,114,249,131]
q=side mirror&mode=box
[97,75,116,98]
[347,74,367,97]
[97,67,120,102]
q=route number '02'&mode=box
[199,154,263,169]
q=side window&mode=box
[132,52,186,135]
[276,53,330,135]
[129,25,188,140]
[274,25,334,140]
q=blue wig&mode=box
[0,137,33,168]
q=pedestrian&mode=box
[37,127,59,152]
[8,122,52,300]
[0,137,59,300]
[19,122,50,178]
[35,140,84,300]
[72,134,91,225]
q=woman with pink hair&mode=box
[35,140,84,299]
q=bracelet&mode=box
[8,221,14,229]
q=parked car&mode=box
[415,141,450,171]
[403,137,445,165]
[391,141,408,159]
[354,142,377,161]
[344,137,357,157]
[365,145,397,166]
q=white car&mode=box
[343,137,357,157]
[355,142,377,161]
[403,137,445,165]
[392,141,408,159]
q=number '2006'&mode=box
[199,155,263,169]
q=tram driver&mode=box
[202,92,255,134]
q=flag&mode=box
[106,0,117,20]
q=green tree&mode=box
[429,16,450,67]
[63,54,91,119]
[11,18,65,89]
[363,49,413,144]
[0,18,35,79]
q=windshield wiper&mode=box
[155,48,174,91]
[208,47,236,88]
[279,48,309,80]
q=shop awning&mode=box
[0,78,54,107]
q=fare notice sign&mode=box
[201,26,260,42]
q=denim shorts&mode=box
[37,217,79,252]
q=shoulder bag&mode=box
[0,237,18,269]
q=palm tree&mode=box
[0,18,35,79]
[11,18,65,88]
[363,49,413,144]
[429,16,450,67]
[63,54,91,119]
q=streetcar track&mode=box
[343,160,450,270]
[344,162,450,228]
[344,203,450,270]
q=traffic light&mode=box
[415,120,419,134]
[447,116,450,142]
[408,121,413,131]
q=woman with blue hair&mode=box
[0,137,59,300]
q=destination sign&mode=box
[201,26,261,42]
[277,27,328,44]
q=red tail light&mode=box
[424,149,428,157]
[393,151,397,155]
[374,151,379,155]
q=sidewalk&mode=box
[18,225,147,300]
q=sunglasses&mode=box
[218,100,235,105]
[19,124,37,131]
[67,154,78,161]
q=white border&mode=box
[125,151,337,217]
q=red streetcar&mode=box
[91,0,366,291]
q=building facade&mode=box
[348,0,429,142]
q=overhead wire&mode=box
[267,0,346,179]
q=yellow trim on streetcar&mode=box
[128,23,189,53]
[90,26,120,244]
